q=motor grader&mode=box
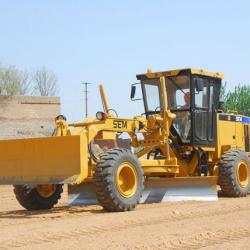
[0,68,249,211]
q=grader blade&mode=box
[141,177,218,202]
[68,176,218,206]
[0,135,84,185]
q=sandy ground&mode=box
[0,186,250,250]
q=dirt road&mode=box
[0,185,250,250]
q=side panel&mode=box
[217,120,236,147]
[0,135,83,185]
[235,122,245,149]
[217,114,249,155]
[244,125,250,152]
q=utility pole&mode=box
[81,82,92,118]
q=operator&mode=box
[180,92,191,140]
[183,92,191,108]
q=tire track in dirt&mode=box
[0,197,249,229]
[1,203,250,249]
[139,227,250,250]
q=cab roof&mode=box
[136,68,224,80]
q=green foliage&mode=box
[0,64,30,95]
[220,82,227,101]
[224,84,250,116]
[0,63,58,96]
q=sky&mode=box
[0,0,249,121]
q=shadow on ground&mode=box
[0,205,104,220]
[0,190,235,220]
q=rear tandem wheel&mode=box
[219,149,250,197]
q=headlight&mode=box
[55,114,67,122]
[96,111,107,120]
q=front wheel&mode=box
[13,184,63,210]
[94,148,144,212]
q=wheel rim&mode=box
[36,184,56,198]
[237,160,249,188]
[116,162,138,198]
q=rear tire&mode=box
[219,149,250,197]
[94,148,144,212]
[13,184,63,210]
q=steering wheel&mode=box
[155,106,161,112]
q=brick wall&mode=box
[0,96,61,139]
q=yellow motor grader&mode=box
[0,68,249,211]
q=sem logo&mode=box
[113,120,128,129]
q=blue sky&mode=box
[0,1,249,121]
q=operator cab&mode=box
[132,68,223,147]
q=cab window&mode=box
[166,75,191,110]
[143,79,161,112]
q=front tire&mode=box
[219,149,250,197]
[94,148,144,212]
[13,184,63,210]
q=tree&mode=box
[220,82,227,101]
[0,65,31,95]
[32,67,59,96]
[224,84,250,116]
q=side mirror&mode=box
[130,85,136,99]
[130,83,142,101]
[194,78,204,92]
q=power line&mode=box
[81,82,92,118]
